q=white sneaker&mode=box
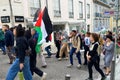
[77,64,81,69]
[58,58,62,61]
[41,72,47,80]
[67,64,73,68]
[64,57,69,60]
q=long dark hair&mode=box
[91,33,99,42]
[16,24,25,37]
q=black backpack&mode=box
[77,34,83,49]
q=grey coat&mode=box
[104,41,115,67]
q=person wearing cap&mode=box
[104,35,114,76]
[67,30,82,68]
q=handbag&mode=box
[18,70,24,80]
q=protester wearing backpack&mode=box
[67,30,82,68]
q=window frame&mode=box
[68,0,74,18]
[78,1,83,19]
[54,0,61,17]
[87,4,90,19]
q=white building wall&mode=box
[23,0,29,18]
[0,0,93,32]
[93,2,110,32]
[0,0,25,27]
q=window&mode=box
[30,0,41,17]
[95,5,97,13]
[94,5,98,17]
[79,1,83,19]
[30,7,39,17]
[30,0,40,8]
[87,4,90,19]
[54,0,61,17]
[68,0,74,18]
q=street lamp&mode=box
[8,0,14,27]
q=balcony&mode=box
[87,14,90,19]
[54,10,61,17]
[93,0,111,8]
[69,12,74,18]
[100,0,107,4]
[79,13,83,19]
[95,13,102,17]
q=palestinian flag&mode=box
[33,7,53,53]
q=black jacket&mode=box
[16,37,29,63]
[88,42,99,61]
[5,30,14,47]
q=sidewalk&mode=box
[115,56,120,80]
[94,55,120,80]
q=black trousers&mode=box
[88,58,105,78]
[30,50,43,77]
[84,45,89,64]
[55,40,61,58]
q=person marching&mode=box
[86,33,106,80]
[29,29,47,80]
[67,30,82,68]
[104,35,114,76]
[0,28,6,55]
[2,24,14,64]
[6,24,32,80]
[83,32,91,65]
[58,31,69,61]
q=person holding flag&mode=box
[30,6,53,79]
[33,6,53,68]
[29,29,47,80]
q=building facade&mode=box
[40,0,93,33]
[0,0,93,33]
[0,0,25,27]
[0,0,41,27]
[93,0,111,32]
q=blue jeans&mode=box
[0,45,6,53]
[69,47,81,65]
[6,56,33,80]
[0,40,6,53]
[45,45,51,57]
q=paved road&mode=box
[0,51,119,80]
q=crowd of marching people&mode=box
[0,24,47,80]
[0,23,120,80]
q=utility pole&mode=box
[9,0,14,27]
[110,0,119,80]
